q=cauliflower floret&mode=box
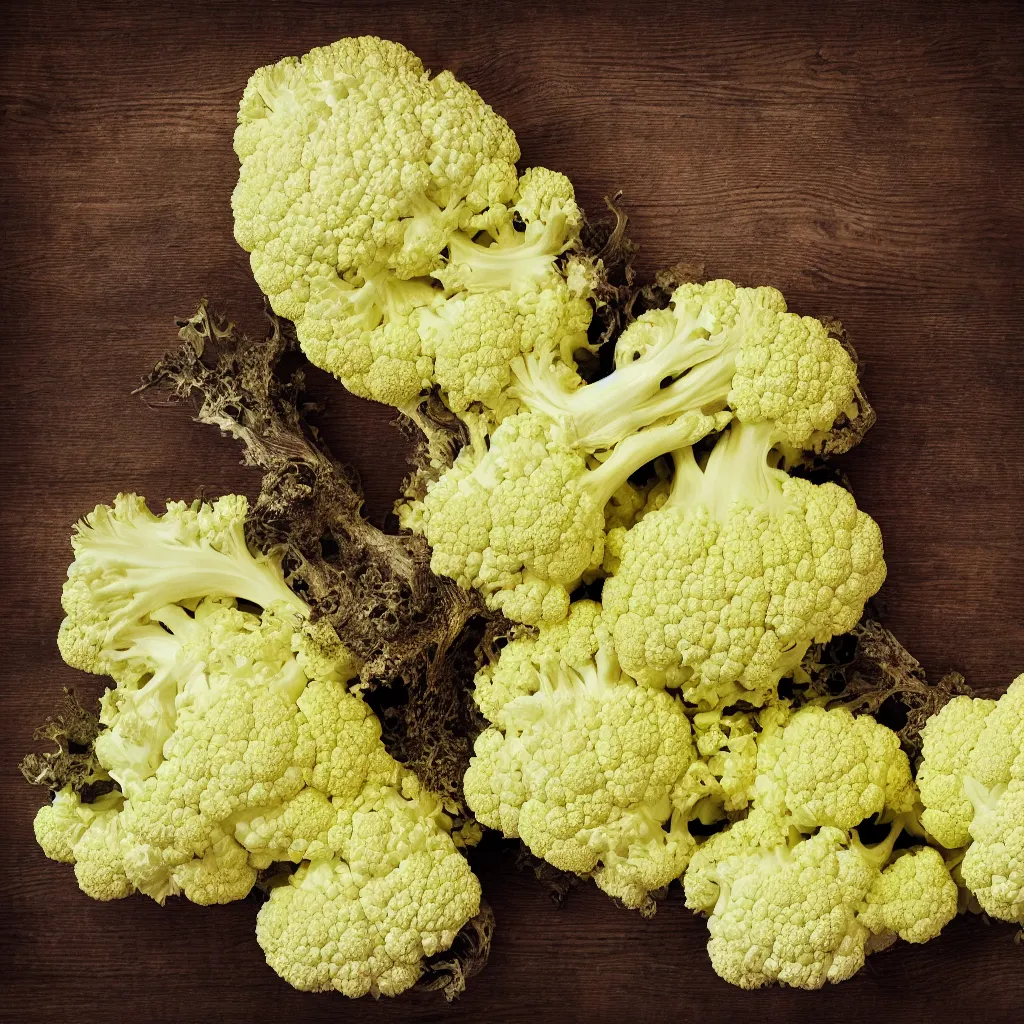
[755,705,916,829]
[602,422,885,708]
[472,599,603,721]
[120,672,310,902]
[918,694,997,848]
[233,39,595,414]
[682,703,959,990]
[56,493,305,677]
[419,277,591,416]
[34,788,133,901]
[860,846,959,944]
[685,811,952,990]
[255,784,480,998]
[295,273,437,407]
[464,646,697,911]
[232,36,517,312]
[512,278,856,451]
[961,781,1024,924]
[918,675,1024,924]
[691,825,891,990]
[35,488,486,996]
[407,408,727,626]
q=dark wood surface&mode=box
[2,1,1022,1020]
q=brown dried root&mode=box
[19,688,112,799]
[418,900,496,1001]
[138,302,502,802]
[801,618,972,761]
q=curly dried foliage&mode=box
[138,301,501,801]
[514,841,583,908]
[394,390,471,506]
[20,688,110,798]
[625,259,708,321]
[418,900,496,1001]
[803,618,972,761]
[578,191,640,348]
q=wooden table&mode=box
[3,2,1022,1021]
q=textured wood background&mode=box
[2,1,1022,1021]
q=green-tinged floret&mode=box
[754,705,916,830]
[232,39,595,412]
[255,779,481,998]
[35,490,484,998]
[683,705,955,990]
[917,694,997,849]
[464,645,697,911]
[472,599,604,721]
[918,674,1024,924]
[56,493,305,676]
[602,422,886,707]
[233,37,518,308]
[405,409,729,626]
[860,846,959,945]
[686,819,902,990]
[511,279,857,449]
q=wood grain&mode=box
[1,1,1021,1021]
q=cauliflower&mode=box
[602,421,886,707]
[35,493,482,996]
[511,278,857,450]
[754,704,917,829]
[472,599,604,721]
[918,675,1024,924]
[232,37,595,412]
[859,846,959,945]
[683,705,957,989]
[916,693,997,848]
[404,406,729,626]
[255,779,480,997]
[464,645,698,912]
[687,819,908,990]
[296,170,595,412]
[34,788,132,901]
[56,493,305,676]
[690,709,760,814]
[233,37,518,309]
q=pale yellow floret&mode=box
[464,646,696,910]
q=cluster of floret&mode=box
[35,494,481,998]
[29,34,1023,1001]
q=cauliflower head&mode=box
[233,36,518,312]
[464,646,697,911]
[233,37,596,412]
[754,705,916,830]
[511,278,856,451]
[36,491,484,998]
[255,779,481,998]
[682,705,957,989]
[602,422,886,707]
[918,675,1024,924]
[407,407,728,626]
